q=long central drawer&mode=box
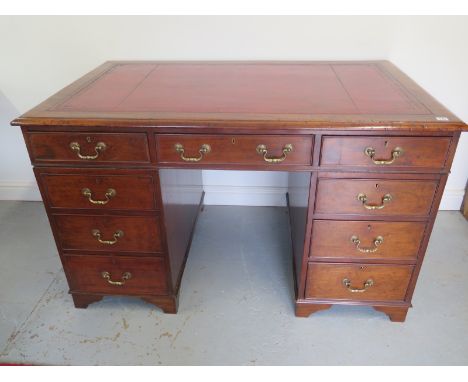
[156,134,314,166]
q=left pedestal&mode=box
[23,130,203,314]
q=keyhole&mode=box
[384,140,389,147]
[86,136,92,143]
[375,183,379,189]
[231,138,236,145]
[367,224,372,231]
[359,266,366,270]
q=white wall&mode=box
[389,17,468,209]
[0,16,466,208]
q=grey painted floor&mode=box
[0,201,467,365]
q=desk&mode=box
[12,61,467,322]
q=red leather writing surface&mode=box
[56,63,431,115]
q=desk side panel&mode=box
[159,169,204,292]
[287,172,313,295]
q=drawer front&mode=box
[38,171,159,211]
[54,215,163,253]
[321,136,451,169]
[26,132,151,164]
[310,220,426,261]
[315,178,438,216]
[157,135,313,166]
[65,255,168,295]
[305,263,413,301]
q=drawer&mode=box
[65,255,168,295]
[310,220,426,261]
[320,136,451,169]
[26,132,151,164]
[315,178,438,216]
[156,134,313,166]
[305,263,413,301]
[54,214,163,253]
[37,169,159,211]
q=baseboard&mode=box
[0,181,41,201]
[0,182,464,211]
[439,188,465,210]
[203,185,288,207]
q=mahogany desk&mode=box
[12,61,467,322]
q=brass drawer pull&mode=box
[81,188,116,205]
[350,235,384,253]
[256,144,293,163]
[357,193,392,210]
[342,278,374,293]
[364,146,403,165]
[174,143,211,162]
[101,271,132,286]
[69,141,107,160]
[91,229,124,245]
